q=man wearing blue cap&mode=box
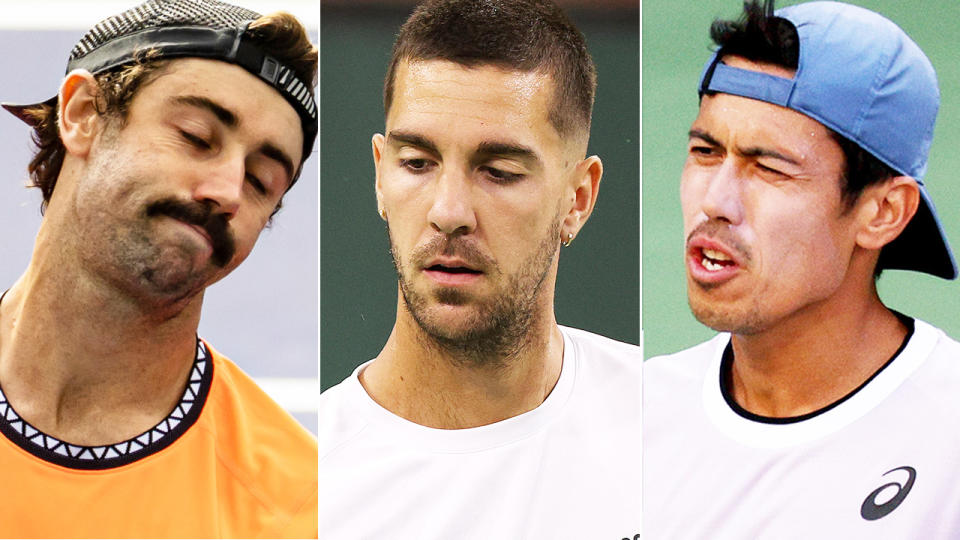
[644,0,960,536]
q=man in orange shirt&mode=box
[0,0,317,537]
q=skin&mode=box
[361,59,602,429]
[0,58,302,445]
[681,56,921,417]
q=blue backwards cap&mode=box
[698,1,957,280]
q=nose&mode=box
[699,159,744,225]
[427,166,477,235]
[192,155,243,219]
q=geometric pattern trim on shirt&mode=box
[0,338,214,470]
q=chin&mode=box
[414,302,491,339]
[403,291,536,361]
[130,250,224,302]
[688,296,767,336]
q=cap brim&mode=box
[879,183,958,279]
[2,96,57,128]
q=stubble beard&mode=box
[688,291,767,336]
[390,216,562,368]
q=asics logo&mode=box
[860,466,916,521]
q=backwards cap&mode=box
[4,0,317,167]
[698,1,957,280]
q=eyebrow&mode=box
[171,95,296,184]
[171,95,237,127]
[688,128,800,166]
[387,131,542,167]
[688,129,721,148]
[387,130,438,153]
[476,140,541,166]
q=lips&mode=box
[182,221,212,246]
[145,197,235,267]
[686,237,743,284]
[422,257,484,286]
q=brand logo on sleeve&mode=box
[860,466,916,521]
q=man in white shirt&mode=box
[644,1,960,537]
[319,0,641,538]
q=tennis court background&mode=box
[0,1,318,433]
[643,0,960,359]
[320,2,640,390]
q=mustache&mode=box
[146,198,235,267]
[686,219,751,263]
[410,234,496,271]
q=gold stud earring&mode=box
[563,233,573,247]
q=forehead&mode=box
[131,58,303,163]
[387,59,560,150]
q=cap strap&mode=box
[703,62,796,107]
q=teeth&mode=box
[703,248,731,261]
[702,258,724,272]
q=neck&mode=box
[360,291,564,429]
[0,229,202,446]
[727,279,906,418]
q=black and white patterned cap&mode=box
[4,0,317,162]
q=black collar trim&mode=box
[0,338,213,470]
[719,311,916,425]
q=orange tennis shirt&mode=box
[0,340,318,538]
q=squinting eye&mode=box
[756,163,785,176]
[689,145,714,155]
[180,130,211,150]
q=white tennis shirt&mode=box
[319,326,642,540]
[644,318,960,539]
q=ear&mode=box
[372,133,387,220]
[561,155,603,243]
[58,69,102,158]
[854,176,920,250]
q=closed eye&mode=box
[180,130,211,150]
[246,173,267,194]
[400,158,434,174]
[481,166,523,184]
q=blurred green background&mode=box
[643,0,960,358]
[321,3,640,390]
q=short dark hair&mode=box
[23,11,317,215]
[708,0,898,210]
[383,0,596,141]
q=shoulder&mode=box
[559,326,641,370]
[901,319,960,407]
[202,343,318,537]
[645,334,727,382]
[206,345,318,460]
[919,318,960,357]
[318,364,373,460]
[643,334,727,416]
[558,326,641,420]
